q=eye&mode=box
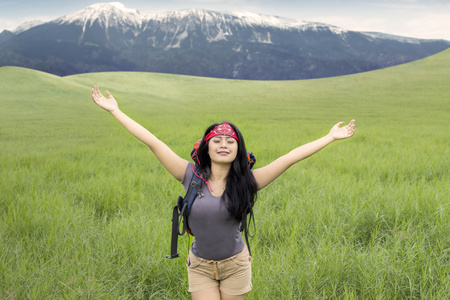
[227,139,236,144]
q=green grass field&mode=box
[0,48,449,299]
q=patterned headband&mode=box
[204,122,239,142]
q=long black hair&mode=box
[195,122,258,221]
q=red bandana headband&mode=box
[204,122,239,142]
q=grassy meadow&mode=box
[0,48,449,299]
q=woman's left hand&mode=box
[329,119,355,140]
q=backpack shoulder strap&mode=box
[166,167,203,259]
[166,198,183,259]
[183,173,203,218]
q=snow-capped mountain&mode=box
[51,3,347,48]
[0,2,449,79]
[56,2,143,32]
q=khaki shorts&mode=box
[185,246,252,295]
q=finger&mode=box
[92,89,99,101]
[91,86,98,100]
[348,124,355,136]
[92,86,102,102]
[106,90,113,99]
[94,86,103,99]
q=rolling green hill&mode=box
[0,49,449,299]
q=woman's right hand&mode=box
[91,85,188,181]
[92,85,119,113]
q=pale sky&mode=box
[0,0,449,40]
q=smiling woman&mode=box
[91,85,355,300]
[208,135,238,166]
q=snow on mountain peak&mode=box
[227,10,308,29]
[146,8,310,29]
[145,7,348,35]
[89,2,138,14]
[55,2,143,28]
[45,2,350,39]
[12,20,45,34]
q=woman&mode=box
[91,86,355,300]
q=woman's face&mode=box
[208,136,238,165]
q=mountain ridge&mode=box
[1,2,449,80]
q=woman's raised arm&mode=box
[252,120,355,190]
[92,86,188,182]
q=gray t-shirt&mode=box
[182,163,245,260]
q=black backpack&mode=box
[166,145,256,259]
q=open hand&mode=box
[92,85,118,112]
[329,119,355,140]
